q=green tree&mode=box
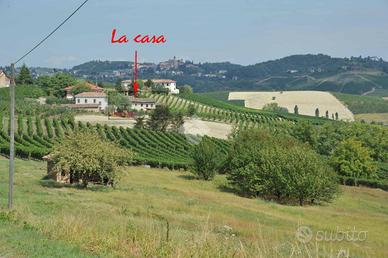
[108,92,131,112]
[191,137,221,180]
[170,112,185,132]
[294,105,299,115]
[134,116,146,129]
[144,79,154,89]
[187,104,196,117]
[180,85,193,95]
[290,121,318,149]
[16,64,33,85]
[331,139,377,179]
[315,108,320,117]
[51,131,133,187]
[147,105,171,131]
[226,129,338,205]
[262,103,288,113]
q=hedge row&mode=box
[339,176,388,191]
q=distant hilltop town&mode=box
[1,54,388,94]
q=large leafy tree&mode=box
[36,72,76,97]
[331,139,377,179]
[147,105,173,131]
[16,64,33,85]
[51,130,133,187]
[226,129,338,205]
[180,85,193,95]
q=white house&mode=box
[74,92,108,111]
[152,79,179,94]
[0,70,10,88]
[120,79,179,94]
[128,96,156,111]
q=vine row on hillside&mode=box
[0,114,229,169]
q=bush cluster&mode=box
[226,129,339,205]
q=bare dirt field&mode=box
[182,118,232,139]
[75,114,136,128]
[229,91,354,121]
[76,115,232,139]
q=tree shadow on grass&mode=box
[216,183,236,194]
[39,179,111,192]
[177,174,197,180]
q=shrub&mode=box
[190,137,222,180]
[331,139,377,179]
[226,129,339,205]
[262,103,288,113]
[51,131,133,187]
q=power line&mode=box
[14,0,90,65]
[7,0,90,210]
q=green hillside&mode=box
[1,158,388,257]
[333,92,388,114]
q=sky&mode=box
[1,0,388,68]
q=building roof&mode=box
[61,104,101,108]
[128,96,156,103]
[121,79,176,84]
[75,92,107,98]
[152,79,176,84]
[0,70,10,79]
[64,82,103,92]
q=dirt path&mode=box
[75,114,136,128]
[362,87,376,96]
[75,115,232,139]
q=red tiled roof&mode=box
[64,82,103,92]
[74,92,107,98]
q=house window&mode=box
[77,99,80,103]
[146,104,149,108]
[141,104,143,107]
[93,99,96,103]
[84,99,87,103]
[99,101,101,104]
[150,104,153,107]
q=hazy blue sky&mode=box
[1,0,388,68]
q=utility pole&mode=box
[8,64,15,209]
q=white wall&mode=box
[131,102,156,111]
[75,97,108,111]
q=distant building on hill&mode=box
[64,82,104,100]
[120,79,179,95]
[0,70,10,88]
[73,92,108,111]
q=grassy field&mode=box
[333,92,388,114]
[0,157,388,257]
[355,113,388,125]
